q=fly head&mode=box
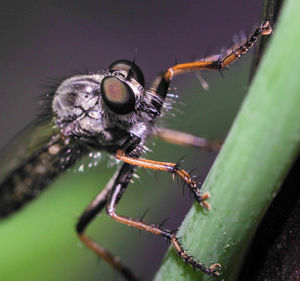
[52,60,161,145]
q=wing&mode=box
[0,119,88,218]
[0,120,55,183]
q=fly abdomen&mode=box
[0,134,87,218]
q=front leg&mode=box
[115,150,211,210]
[151,21,272,112]
[106,173,221,277]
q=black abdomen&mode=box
[0,135,86,218]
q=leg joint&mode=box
[106,205,116,218]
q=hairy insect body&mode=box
[0,66,155,218]
[0,21,272,280]
[52,72,156,157]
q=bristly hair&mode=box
[36,70,89,126]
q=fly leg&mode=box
[155,127,222,151]
[106,175,221,277]
[116,150,211,210]
[76,163,138,281]
[163,21,272,82]
[150,21,272,112]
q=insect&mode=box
[0,21,271,280]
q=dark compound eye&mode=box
[101,76,135,115]
[109,59,145,87]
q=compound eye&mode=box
[109,59,145,87]
[101,76,135,115]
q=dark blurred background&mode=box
[0,0,264,147]
[0,1,265,281]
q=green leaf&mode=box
[154,0,300,280]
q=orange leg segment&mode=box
[76,164,139,281]
[116,150,211,210]
[163,21,272,82]
[106,176,221,277]
[155,127,222,151]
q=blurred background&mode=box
[0,1,265,280]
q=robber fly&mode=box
[0,21,271,280]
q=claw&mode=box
[200,192,210,200]
[196,192,211,210]
[261,20,272,35]
[200,200,211,211]
[209,263,222,277]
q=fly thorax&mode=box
[52,75,105,137]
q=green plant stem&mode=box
[154,0,300,280]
